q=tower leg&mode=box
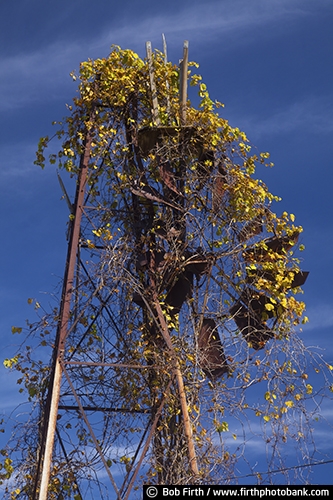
[37,134,92,500]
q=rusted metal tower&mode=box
[33,38,309,499]
[35,39,203,500]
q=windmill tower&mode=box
[32,39,308,499]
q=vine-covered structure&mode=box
[6,42,329,500]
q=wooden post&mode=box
[152,295,199,478]
[146,41,161,127]
[162,34,171,121]
[179,40,189,125]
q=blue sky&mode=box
[1,0,332,489]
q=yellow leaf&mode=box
[216,421,229,432]
[263,415,270,422]
[86,239,95,249]
[264,391,276,401]
[11,326,22,334]
[285,400,294,408]
[280,297,287,308]
[305,384,313,395]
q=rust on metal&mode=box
[138,125,196,156]
[229,301,274,350]
[165,270,194,315]
[37,129,93,500]
[198,318,229,379]
[243,231,300,261]
[246,268,309,290]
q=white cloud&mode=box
[0,141,39,176]
[0,367,27,412]
[303,304,333,333]
[0,41,80,111]
[0,0,327,111]
[238,96,333,139]
[0,135,68,180]
[93,0,326,55]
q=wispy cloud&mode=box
[303,304,333,333]
[0,41,80,111]
[0,368,27,412]
[89,0,333,67]
[0,141,39,176]
[96,0,308,49]
[0,0,327,111]
[237,96,333,139]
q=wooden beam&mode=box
[162,33,171,121]
[146,41,161,126]
[179,40,189,125]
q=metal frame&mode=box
[36,40,196,500]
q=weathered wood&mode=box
[179,40,189,125]
[146,41,161,127]
[130,181,183,211]
[152,294,199,477]
[162,33,171,120]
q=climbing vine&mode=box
[2,44,332,499]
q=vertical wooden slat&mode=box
[162,33,171,121]
[146,41,161,126]
[179,40,189,125]
[162,33,167,64]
